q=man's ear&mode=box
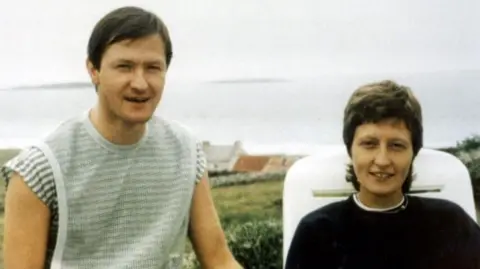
[86,59,100,86]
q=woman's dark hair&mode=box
[342,80,423,193]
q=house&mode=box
[202,140,246,172]
[232,155,272,172]
[232,154,306,173]
[262,155,304,173]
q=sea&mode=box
[1,71,479,155]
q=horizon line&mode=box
[2,68,479,90]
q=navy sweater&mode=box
[285,195,480,269]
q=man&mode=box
[1,6,242,269]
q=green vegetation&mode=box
[456,134,480,152]
[438,135,480,201]
[0,149,19,167]
[184,219,283,269]
[212,179,283,226]
[183,180,284,269]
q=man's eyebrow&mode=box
[113,59,135,64]
[145,60,165,66]
[115,59,165,65]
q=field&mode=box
[212,179,283,225]
[0,149,19,167]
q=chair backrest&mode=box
[282,145,477,266]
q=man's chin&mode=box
[121,114,154,126]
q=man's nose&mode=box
[130,70,148,91]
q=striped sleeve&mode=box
[195,141,207,183]
[0,146,57,210]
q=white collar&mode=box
[353,193,406,212]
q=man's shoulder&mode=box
[0,145,57,209]
[149,116,198,143]
[41,114,87,143]
[0,115,84,173]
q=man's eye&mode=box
[148,66,162,71]
[117,64,131,69]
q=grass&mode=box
[212,179,284,226]
[0,149,19,168]
[184,179,284,257]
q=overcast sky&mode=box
[0,0,479,88]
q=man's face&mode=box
[87,34,167,125]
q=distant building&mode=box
[232,154,305,173]
[232,155,272,172]
[202,141,246,172]
[262,155,305,173]
[201,140,307,173]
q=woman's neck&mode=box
[355,191,405,212]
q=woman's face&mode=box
[350,118,414,199]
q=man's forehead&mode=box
[103,40,166,63]
[111,34,164,47]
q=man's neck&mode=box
[89,106,146,145]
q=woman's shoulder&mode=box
[409,195,470,216]
[409,196,478,229]
[300,196,353,227]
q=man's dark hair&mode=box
[87,6,173,70]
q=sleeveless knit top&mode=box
[1,112,207,269]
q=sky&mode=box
[0,0,479,88]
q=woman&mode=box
[285,80,480,269]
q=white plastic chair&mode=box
[282,145,478,266]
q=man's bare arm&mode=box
[188,172,243,269]
[3,172,50,269]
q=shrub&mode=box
[210,172,286,188]
[226,220,283,269]
[456,135,480,152]
[208,170,240,177]
[464,158,480,201]
[437,134,480,204]
[437,146,458,156]
[182,219,283,269]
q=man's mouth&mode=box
[370,172,394,180]
[124,97,150,103]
